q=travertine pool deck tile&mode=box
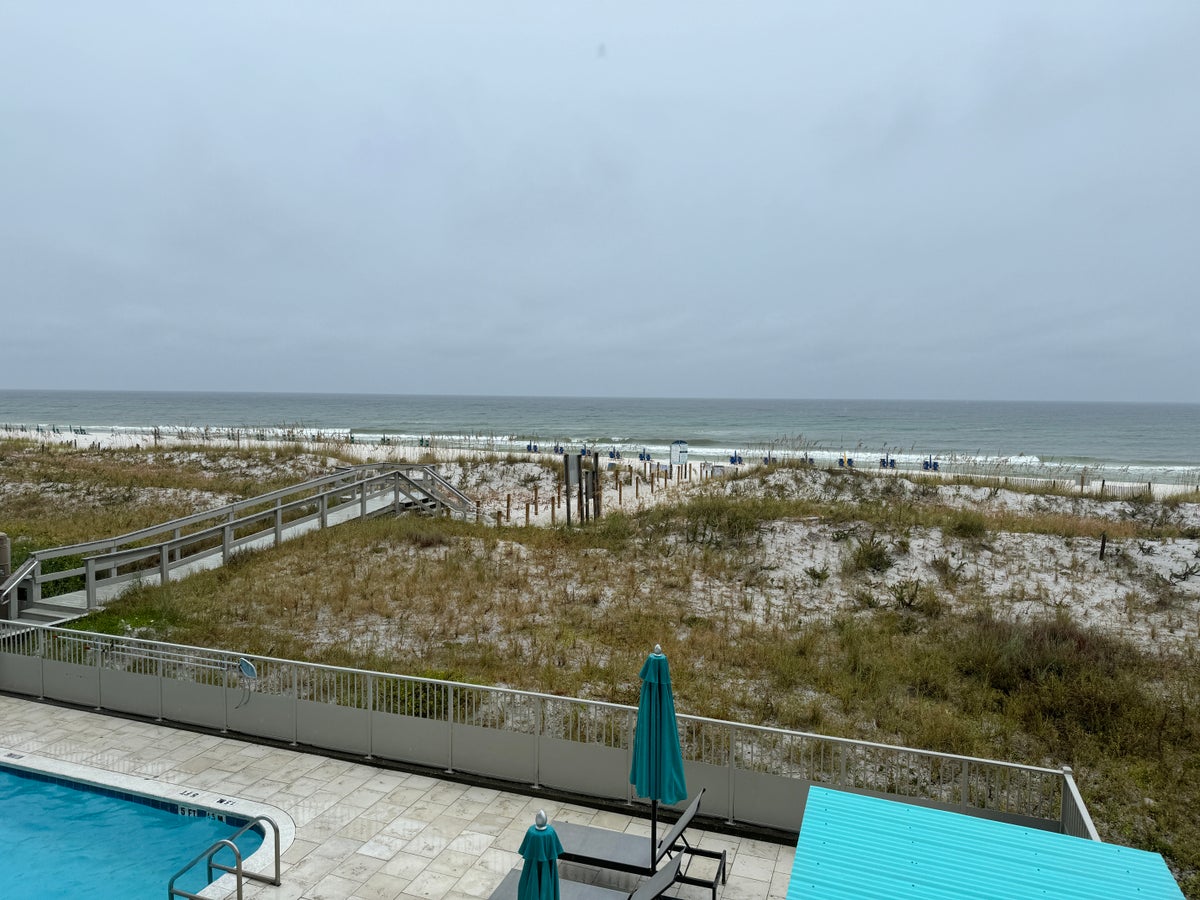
[0,694,787,900]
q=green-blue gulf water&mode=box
[2,390,1198,483]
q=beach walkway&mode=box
[4,464,475,627]
[27,490,399,618]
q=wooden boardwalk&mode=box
[2,464,473,627]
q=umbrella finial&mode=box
[653,643,663,656]
[535,809,548,830]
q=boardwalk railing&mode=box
[0,623,1096,839]
[0,464,473,622]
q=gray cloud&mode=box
[1,1,1197,400]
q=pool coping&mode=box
[0,745,296,898]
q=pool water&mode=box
[1,765,265,899]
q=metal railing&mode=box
[1,464,472,622]
[1060,766,1101,841]
[167,815,281,900]
[0,623,1094,838]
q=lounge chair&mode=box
[551,790,726,900]
[489,854,683,900]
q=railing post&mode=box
[222,525,232,564]
[222,661,229,733]
[85,557,97,609]
[320,494,328,529]
[726,724,736,825]
[94,639,103,710]
[38,628,46,698]
[960,760,971,810]
[31,560,41,605]
[157,652,165,722]
[533,696,542,788]
[274,502,283,547]
[173,527,181,562]
[446,684,456,774]
[394,473,401,516]
[159,545,170,588]
[365,674,374,760]
[291,665,299,747]
[360,482,368,520]
[626,708,635,803]
[1060,766,1101,841]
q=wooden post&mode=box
[564,455,572,527]
[635,477,639,498]
[476,500,481,523]
[1099,532,1107,560]
[506,494,512,522]
[534,486,539,515]
[525,502,530,526]
[578,457,586,523]
[593,463,601,520]
[551,504,556,525]
[618,480,623,504]
[495,510,502,527]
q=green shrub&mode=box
[844,533,892,574]
[948,510,988,541]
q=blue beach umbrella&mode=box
[629,643,688,860]
[518,810,564,900]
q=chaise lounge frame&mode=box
[551,790,727,900]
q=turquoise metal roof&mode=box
[787,787,1184,900]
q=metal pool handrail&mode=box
[167,814,281,900]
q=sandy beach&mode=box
[7,427,1200,655]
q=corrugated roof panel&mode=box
[786,787,1184,900]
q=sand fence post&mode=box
[525,502,530,526]
[495,510,502,527]
[534,486,539,515]
[506,494,512,522]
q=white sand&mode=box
[10,428,1199,654]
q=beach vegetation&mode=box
[5,440,1200,894]
[947,509,988,541]
[844,533,893,575]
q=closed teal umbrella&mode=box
[518,810,564,900]
[629,644,688,861]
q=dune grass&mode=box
[4,442,1198,893]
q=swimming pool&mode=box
[1,752,288,899]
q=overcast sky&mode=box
[2,2,1197,401]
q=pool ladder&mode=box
[167,814,281,899]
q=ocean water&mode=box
[2,390,1199,485]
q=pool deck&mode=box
[0,694,794,900]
